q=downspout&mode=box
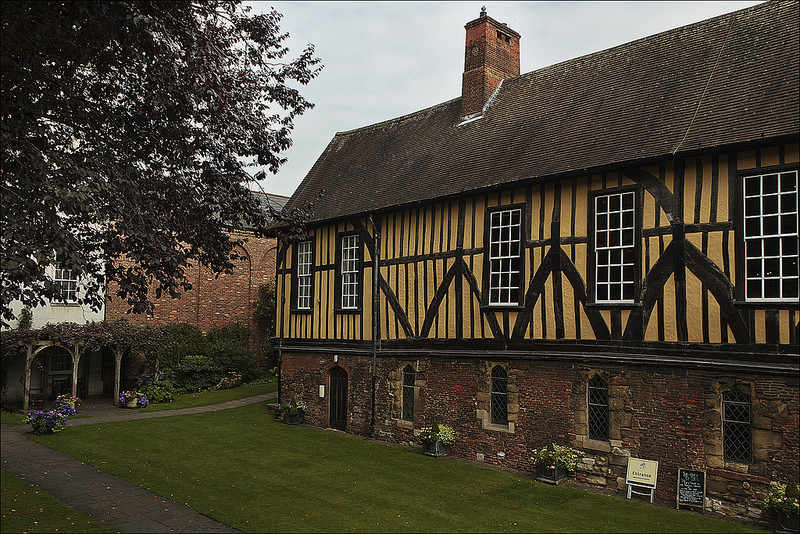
[369,214,380,437]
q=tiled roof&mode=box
[285,1,799,223]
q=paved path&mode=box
[2,392,277,533]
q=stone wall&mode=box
[281,350,799,523]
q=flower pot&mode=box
[775,511,800,534]
[422,440,450,457]
[536,466,568,485]
[283,410,304,425]
[124,396,139,408]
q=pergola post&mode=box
[71,344,81,398]
[22,343,33,412]
[113,346,123,407]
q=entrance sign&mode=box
[677,469,706,509]
[626,457,659,503]
[626,457,659,488]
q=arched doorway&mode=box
[329,366,348,431]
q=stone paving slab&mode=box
[2,392,276,533]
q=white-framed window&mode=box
[296,240,313,310]
[340,234,359,309]
[488,208,522,305]
[53,265,78,302]
[50,352,73,373]
[594,191,636,303]
[743,170,799,301]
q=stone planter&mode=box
[774,511,799,534]
[124,396,139,408]
[422,440,450,457]
[283,410,304,425]
[536,466,568,485]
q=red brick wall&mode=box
[105,229,278,355]
[281,352,799,522]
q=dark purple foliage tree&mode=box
[1,1,321,327]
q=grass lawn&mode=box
[139,380,277,412]
[1,412,27,425]
[29,403,766,533]
[1,469,113,533]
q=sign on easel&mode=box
[677,469,705,510]
[626,457,659,503]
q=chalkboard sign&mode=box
[677,469,706,508]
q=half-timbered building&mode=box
[276,2,799,520]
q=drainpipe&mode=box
[369,214,380,437]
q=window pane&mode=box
[487,208,522,305]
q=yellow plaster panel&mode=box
[620,309,630,332]
[543,184,553,241]
[686,233,702,251]
[532,248,543,339]
[574,180,588,236]
[718,155,729,222]
[761,146,780,167]
[780,310,791,345]
[463,198,473,250]
[363,268,373,341]
[707,287,721,344]
[487,192,499,209]
[545,272,555,339]
[686,270,703,343]
[754,309,766,344]
[450,201,459,251]
[663,274,677,342]
[327,271,334,338]
[590,174,603,191]
[530,186,541,240]
[664,161,674,196]
[707,232,724,274]
[600,309,611,331]
[644,191,656,230]
[561,181,573,238]
[575,243,587,292]
[699,156,712,224]
[737,150,757,170]
[579,303,594,340]
[562,273,576,340]
[644,302,659,341]
[620,175,635,187]
[786,143,799,164]
[684,156,696,224]
[728,231,736,285]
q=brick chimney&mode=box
[461,7,520,118]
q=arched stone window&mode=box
[491,366,508,424]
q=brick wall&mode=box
[281,351,799,523]
[105,229,278,356]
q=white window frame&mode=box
[296,240,313,310]
[594,191,636,303]
[340,234,359,310]
[743,170,799,302]
[53,265,79,303]
[487,208,522,305]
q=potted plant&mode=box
[417,421,455,457]
[119,390,150,409]
[278,395,307,424]
[54,394,80,416]
[25,410,67,435]
[765,479,799,534]
[531,443,580,484]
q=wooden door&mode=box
[329,366,348,430]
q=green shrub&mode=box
[139,380,177,404]
[205,323,258,381]
[171,355,222,393]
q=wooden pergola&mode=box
[22,340,126,410]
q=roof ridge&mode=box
[335,97,460,137]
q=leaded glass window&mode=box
[743,170,799,301]
[594,191,636,302]
[402,365,415,421]
[491,366,508,424]
[488,208,522,305]
[588,376,609,441]
[723,388,752,464]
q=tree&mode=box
[0,1,321,327]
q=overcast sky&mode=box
[247,1,763,198]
